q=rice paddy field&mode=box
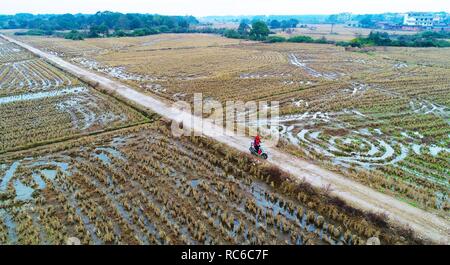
[197,22,417,41]
[0,32,448,245]
[0,37,148,154]
[12,33,449,218]
[0,121,420,245]
[272,24,417,41]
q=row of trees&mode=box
[336,31,450,48]
[223,20,332,43]
[268,19,299,29]
[15,26,224,40]
[223,21,271,41]
[221,20,450,48]
[2,11,198,33]
[265,35,332,44]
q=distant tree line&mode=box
[202,15,329,24]
[273,31,450,47]
[268,19,299,30]
[201,13,412,29]
[5,12,449,48]
[266,35,333,44]
[223,20,450,48]
[223,20,270,41]
[323,13,406,28]
[336,31,450,48]
[15,26,226,41]
[223,20,331,43]
[3,11,199,40]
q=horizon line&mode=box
[0,10,449,18]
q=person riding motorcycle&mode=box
[254,135,261,155]
[249,135,268,159]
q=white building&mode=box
[403,12,441,27]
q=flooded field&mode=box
[0,31,448,244]
[15,33,449,215]
[0,40,148,154]
[0,123,418,245]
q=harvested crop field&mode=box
[273,24,417,41]
[14,33,449,216]
[0,38,34,64]
[0,122,421,245]
[0,58,80,96]
[0,39,148,154]
[0,31,448,245]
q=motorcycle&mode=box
[249,142,268,160]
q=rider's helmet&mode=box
[255,135,261,141]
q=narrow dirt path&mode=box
[2,34,448,244]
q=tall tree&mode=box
[270,20,281,29]
[288,18,299,28]
[359,15,375,28]
[238,21,251,35]
[250,21,270,40]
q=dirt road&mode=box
[2,34,448,244]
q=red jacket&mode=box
[254,136,261,146]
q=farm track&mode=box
[2,34,449,244]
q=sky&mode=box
[1,0,449,17]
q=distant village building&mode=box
[402,12,447,31]
[403,12,435,27]
[344,12,448,31]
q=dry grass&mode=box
[0,41,148,153]
[10,33,248,57]
[9,33,450,216]
[274,24,417,41]
[380,46,450,68]
[0,122,419,245]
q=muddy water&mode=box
[92,147,126,167]
[0,158,70,203]
[0,87,87,105]
[249,181,348,245]
[0,161,20,191]
[13,180,34,201]
[0,209,17,244]
[288,53,340,80]
[56,93,129,131]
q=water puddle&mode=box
[0,87,87,105]
[0,209,17,244]
[190,179,200,188]
[0,161,20,192]
[289,53,340,80]
[429,145,450,157]
[93,147,126,165]
[13,180,34,201]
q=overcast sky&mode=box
[1,0,449,17]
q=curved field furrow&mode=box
[0,59,79,96]
[0,123,420,245]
